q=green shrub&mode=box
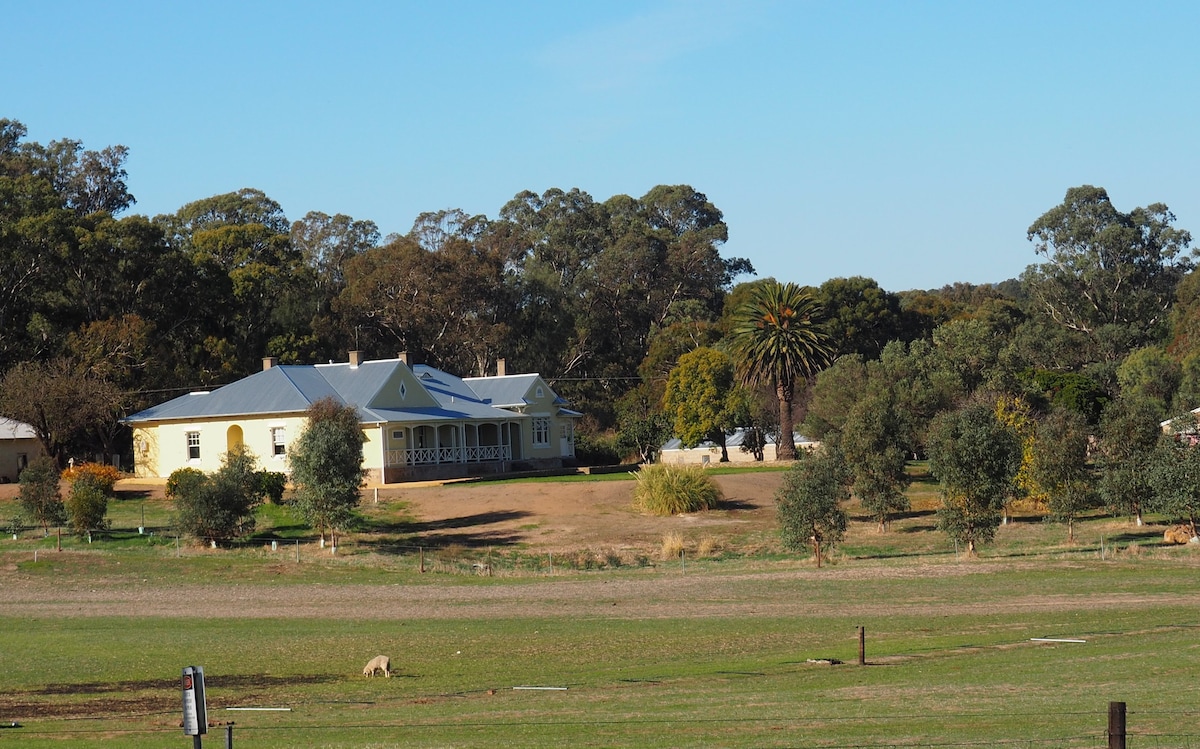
[256,471,288,504]
[64,474,109,536]
[633,464,723,516]
[171,445,263,544]
[166,468,206,499]
[574,430,623,466]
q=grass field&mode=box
[2,469,1200,747]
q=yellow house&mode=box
[124,353,580,484]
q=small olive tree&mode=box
[928,403,1022,556]
[289,397,366,548]
[841,391,911,532]
[775,440,850,567]
[1147,435,1200,539]
[1031,408,1097,543]
[18,455,65,533]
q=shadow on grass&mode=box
[27,673,337,696]
[717,499,762,511]
[359,510,535,551]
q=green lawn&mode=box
[2,468,1198,747]
[3,554,1200,747]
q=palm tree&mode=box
[731,281,833,460]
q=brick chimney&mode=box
[398,351,409,365]
[262,356,278,371]
[496,358,507,376]
[349,350,364,367]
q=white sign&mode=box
[182,666,207,736]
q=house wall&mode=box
[660,444,773,465]
[516,377,576,465]
[660,441,818,465]
[132,414,318,478]
[0,437,43,482]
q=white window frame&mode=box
[186,431,201,461]
[532,417,551,447]
[271,427,287,457]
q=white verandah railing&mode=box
[385,444,511,467]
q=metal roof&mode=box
[462,373,542,408]
[0,417,37,440]
[125,360,552,425]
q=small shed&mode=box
[0,417,42,483]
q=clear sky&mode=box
[5,1,1198,292]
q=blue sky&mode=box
[5,1,1198,292]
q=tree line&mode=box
[5,118,1200,561]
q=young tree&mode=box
[775,441,850,567]
[170,444,264,544]
[1147,436,1200,540]
[662,347,747,462]
[731,281,833,460]
[1030,408,1096,543]
[17,455,65,533]
[290,397,366,548]
[841,391,910,532]
[927,403,1022,556]
[615,382,673,464]
[64,473,109,537]
[1097,396,1162,525]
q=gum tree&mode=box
[289,397,366,549]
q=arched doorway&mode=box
[226,425,244,454]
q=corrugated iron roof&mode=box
[125,360,557,425]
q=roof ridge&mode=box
[276,366,320,407]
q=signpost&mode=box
[182,666,208,747]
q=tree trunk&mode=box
[1068,516,1074,544]
[813,536,822,568]
[776,378,796,461]
[967,538,976,557]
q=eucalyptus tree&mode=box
[289,398,367,549]
[731,282,833,460]
[1023,185,1194,356]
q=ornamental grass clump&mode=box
[633,464,723,516]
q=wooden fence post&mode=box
[858,626,866,666]
[1108,701,1126,749]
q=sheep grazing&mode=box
[363,655,391,678]
[1164,525,1195,545]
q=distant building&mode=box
[659,429,818,465]
[124,353,580,484]
[0,417,42,483]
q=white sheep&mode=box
[363,655,391,678]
